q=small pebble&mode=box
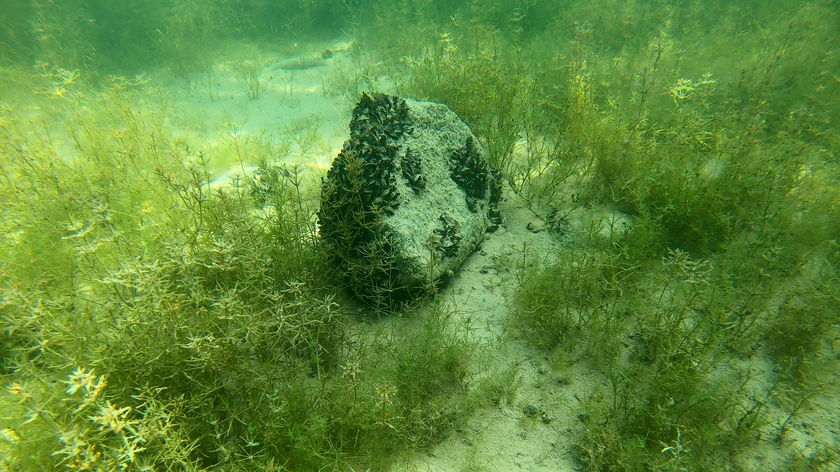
[523,404,538,418]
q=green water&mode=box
[1,1,838,470]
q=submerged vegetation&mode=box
[1,0,839,470]
[0,76,480,469]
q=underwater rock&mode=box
[318,92,501,307]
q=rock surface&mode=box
[318,92,501,307]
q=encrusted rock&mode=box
[318,92,501,307]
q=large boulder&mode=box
[318,93,501,308]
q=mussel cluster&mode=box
[433,214,461,258]
[401,148,426,193]
[318,93,415,306]
[449,136,489,212]
[319,92,411,233]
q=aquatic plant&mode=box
[0,74,491,471]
